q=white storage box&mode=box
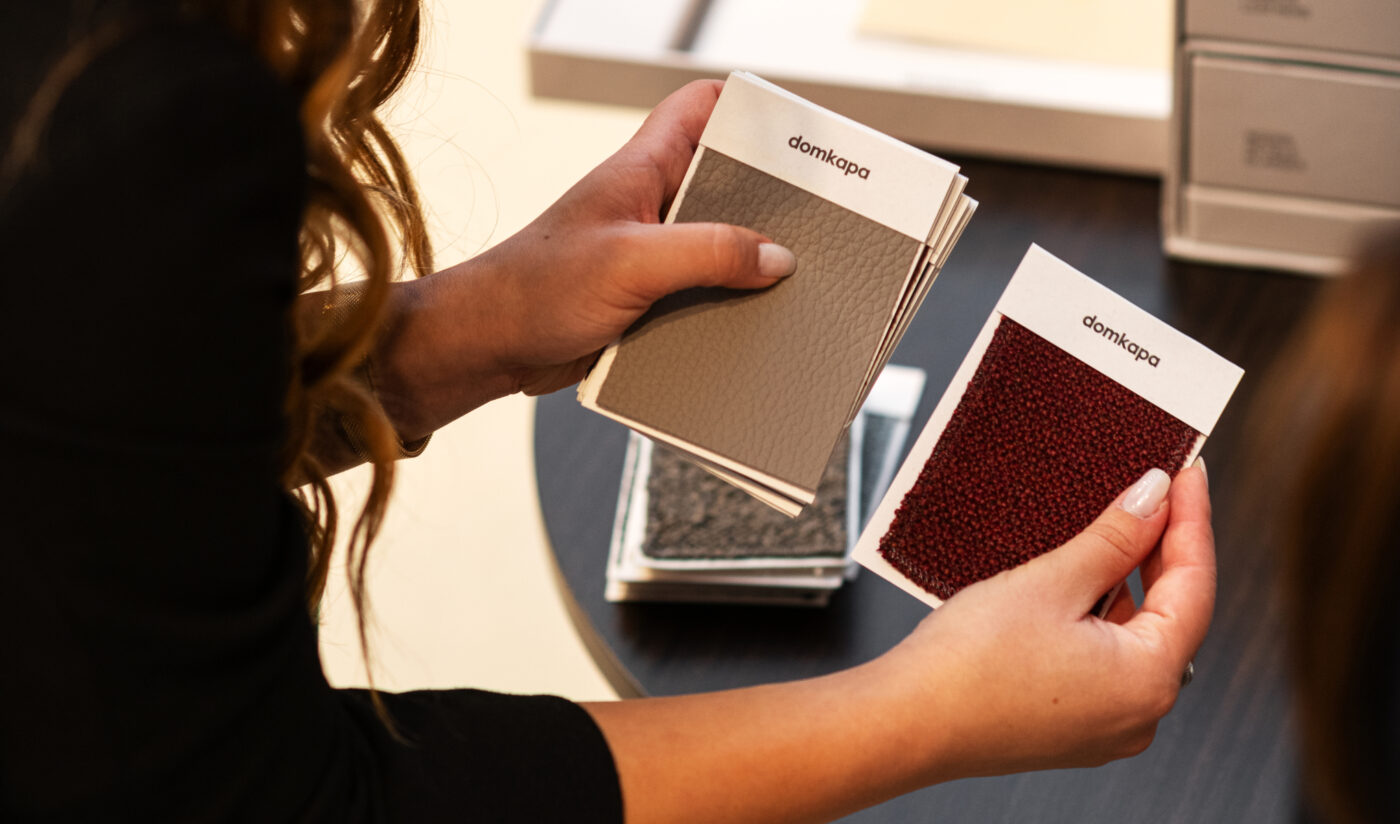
[529,0,1169,175]
[1188,55,1400,207]
[1164,38,1400,275]
[1184,0,1400,61]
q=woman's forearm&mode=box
[583,657,947,824]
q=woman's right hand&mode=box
[584,465,1215,824]
[872,462,1215,782]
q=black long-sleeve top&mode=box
[0,4,622,821]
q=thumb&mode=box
[613,222,797,302]
[1028,467,1173,611]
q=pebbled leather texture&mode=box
[594,148,924,492]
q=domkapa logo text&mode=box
[788,135,870,179]
[1083,314,1160,367]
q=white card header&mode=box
[701,72,960,242]
[998,246,1243,435]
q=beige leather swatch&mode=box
[594,149,923,493]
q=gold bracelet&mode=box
[320,283,432,461]
[355,352,431,459]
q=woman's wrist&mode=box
[367,260,527,441]
[846,646,961,788]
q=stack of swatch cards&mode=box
[853,245,1245,607]
[606,366,926,606]
[580,71,975,517]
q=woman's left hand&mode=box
[472,79,796,395]
[371,79,795,440]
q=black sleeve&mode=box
[0,15,620,823]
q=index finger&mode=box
[628,80,725,196]
[1128,464,1216,666]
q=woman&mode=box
[1,1,1212,821]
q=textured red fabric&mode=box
[878,317,1199,600]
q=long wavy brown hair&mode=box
[5,0,431,712]
[214,0,433,703]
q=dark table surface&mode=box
[535,155,1321,823]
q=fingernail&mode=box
[1193,456,1208,489]
[757,243,797,279]
[1120,467,1171,519]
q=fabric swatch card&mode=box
[605,364,926,606]
[580,72,974,516]
[603,433,850,607]
[853,245,1244,608]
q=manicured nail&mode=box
[757,243,797,279]
[1193,456,1208,488]
[1120,467,1171,518]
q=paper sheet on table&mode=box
[859,0,1172,71]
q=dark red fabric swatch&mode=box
[878,317,1199,600]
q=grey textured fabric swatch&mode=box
[642,437,848,561]
[593,149,924,493]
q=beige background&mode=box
[317,0,642,701]
[861,0,1172,70]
